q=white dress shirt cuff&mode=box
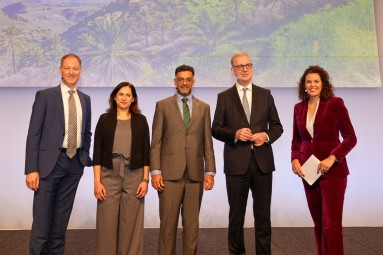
[150,170,161,176]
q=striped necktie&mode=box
[182,97,190,129]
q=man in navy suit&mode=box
[212,52,283,255]
[25,54,92,255]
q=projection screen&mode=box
[0,0,380,87]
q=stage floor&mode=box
[1,227,382,254]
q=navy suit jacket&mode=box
[212,84,283,174]
[25,85,92,178]
[291,97,357,178]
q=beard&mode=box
[176,87,191,97]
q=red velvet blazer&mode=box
[291,97,357,178]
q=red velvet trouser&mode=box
[303,177,347,255]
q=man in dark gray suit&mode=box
[150,65,216,255]
[25,54,92,255]
[212,52,283,255]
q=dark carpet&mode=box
[0,227,382,255]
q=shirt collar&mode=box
[236,83,252,93]
[60,82,77,94]
[176,93,192,102]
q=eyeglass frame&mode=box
[176,77,194,84]
[232,63,253,71]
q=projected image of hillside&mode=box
[0,0,380,87]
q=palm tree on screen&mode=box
[19,43,46,68]
[0,25,30,74]
[220,0,254,24]
[135,3,157,46]
[78,17,143,86]
[46,35,70,71]
[194,9,240,52]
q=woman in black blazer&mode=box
[92,82,150,255]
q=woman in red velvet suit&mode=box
[291,66,357,255]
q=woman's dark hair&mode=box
[298,65,334,101]
[107,82,141,114]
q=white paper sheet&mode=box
[301,154,322,185]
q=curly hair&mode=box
[297,65,334,101]
[107,82,141,115]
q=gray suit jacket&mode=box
[25,85,92,178]
[150,94,215,182]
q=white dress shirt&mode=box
[61,83,83,149]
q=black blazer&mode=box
[92,112,150,170]
[212,84,283,174]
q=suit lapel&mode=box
[78,90,86,136]
[300,101,311,138]
[312,100,326,138]
[169,95,184,128]
[54,85,65,129]
[250,84,258,125]
[297,99,327,139]
[189,96,200,129]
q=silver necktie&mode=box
[242,88,250,122]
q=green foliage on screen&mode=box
[0,0,380,87]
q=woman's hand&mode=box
[136,182,148,199]
[94,182,107,201]
[318,156,336,175]
[292,159,305,177]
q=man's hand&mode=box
[204,175,214,191]
[251,132,268,147]
[26,172,40,191]
[151,174,165,192]
[235,128,252,142]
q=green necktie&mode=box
[182,97,190,129]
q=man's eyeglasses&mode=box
[233,63,253,71]
[176,78,193,84]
